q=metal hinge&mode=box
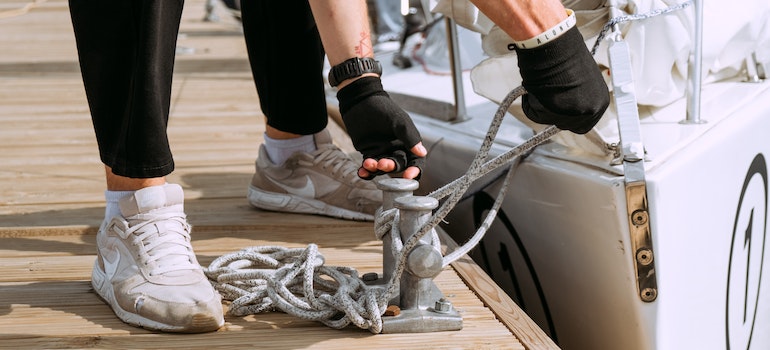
[624,181,657,302]
[608,31,658,302]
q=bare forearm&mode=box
[308,0,378,89]
[469,0,567,41]
[308,0,373,65]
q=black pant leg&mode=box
[241,0,328,135]
[69,0,184,178]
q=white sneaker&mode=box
[91,184,224,332]
[248,129,382,221]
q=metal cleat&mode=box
[374,186,462,333]
[373,178,420,289]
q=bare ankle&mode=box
[104,166,166,191]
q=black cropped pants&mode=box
[69,0,327,178]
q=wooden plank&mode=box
[0,238,523,348]
[0,197,362,235]
[0,275,521,349]
[0,1,553,349]
[442,230,560,350]
[0,212,528,348]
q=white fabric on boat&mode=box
[429,0,770,155]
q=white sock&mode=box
[104,189,135,221]
[263,133,316,165]
[103,183,174,221]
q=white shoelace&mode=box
[125,212,198,276]
[306,146,361,183]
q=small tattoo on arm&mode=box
[355,31,373,57]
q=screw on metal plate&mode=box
[384,305,401,317]
[640,288,657,302]
[362,272,379,282]
[434,298,453,313]
[631,209,648,226]
[636,248,653,266]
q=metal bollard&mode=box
[394,196,442,310]
[375,178,420,286]
[379,194,463,333]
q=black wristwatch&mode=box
[328,57,382,87]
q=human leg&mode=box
[240,0,324,166]
[69,0,223,332]
[241,0,327,137]
[70,0,180,178]
[240,1,382,221]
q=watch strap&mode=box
[328,57,382,87]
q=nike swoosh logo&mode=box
[267,175,316,198]
[101,243,121,280]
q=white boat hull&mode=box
[413,80,770,349]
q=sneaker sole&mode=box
[247,185,374,221]
[91,259,223,333]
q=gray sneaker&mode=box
[91,184,224,333]
[248,129,382,221]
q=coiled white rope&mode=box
[205,1,694,332]
[205,245,388,331]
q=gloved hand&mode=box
[516,26,610,134]
[337,76,425,180]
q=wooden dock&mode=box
[0,1,558,349]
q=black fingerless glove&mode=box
[516,26,610,134]
[337,76,424,177]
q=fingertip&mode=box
[403,166,421,180]
[411,142,427,157]
[358,167,375,180]
[362,158,379,172]
[377,158,397,172]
